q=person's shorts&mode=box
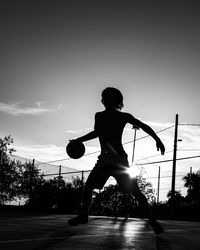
[85,153,138,192]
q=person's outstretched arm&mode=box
[128,115,165,155]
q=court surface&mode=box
[0,213,200,250]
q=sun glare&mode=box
[126,165,140,178]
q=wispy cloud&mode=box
[65,128,92,134]
[144,120,174,127]
[0,102,62,116]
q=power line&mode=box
[10,123,200,166]
[41,125,175,165]
[43,169,91,177]
[135,150,174,163]
[10,154,77,170]
[159,186,186,191]
[8,124,175,166]
[39,158,71,165]
[136,155,200,166]
[179,123,200,126]
[178,149,200,152]
[146,174,185,180]
[123,125,175,145]
[38,150,101,165]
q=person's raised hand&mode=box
[156,139,165,155]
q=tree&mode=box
[0,135,16,158]
[26,177,60,210]
[136,175,155,204]
[167,190,184,206]
[0,135,19,204]
[183,170,200,205]
[91,176,156,217]
[23,175,85,212]
[71,175,84,189]
[19,160,44,200]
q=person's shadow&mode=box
[116,218,172,250]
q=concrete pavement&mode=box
[0,213,200,249]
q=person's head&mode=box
[101,87,124,110]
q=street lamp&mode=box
[132,125,139,166]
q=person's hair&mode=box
[101,87,124,110]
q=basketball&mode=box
[66,140,85,159]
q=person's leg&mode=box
[132,185,154,220]
[117,174,163,235]
[68,181,93,225]
[133,187,163,235]
[81,181,94,215]
[68,161,109,226]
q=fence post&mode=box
[81,170,84,185]
[30,159,35,203]
[189,166,192,192]
[58,165,62,190]
[79,170,85,213]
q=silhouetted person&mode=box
[68,87,165,235]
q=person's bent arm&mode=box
[73,130,98,143]
[70,113,99,143]
[128,115,165,155]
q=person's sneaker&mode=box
[68,214,88,226]
[149,220,164,235]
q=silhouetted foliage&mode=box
[71,175,84,189]
[25,177,60,210]
[1,134,200,221]
[91,176,156,217]
[23,175,85,212]
[0,135,44,205]
[0,135,16,156]
[166,190,185,206]
[0,135,19,204]
[19,161,44,199]
[136,175,156,203]
[183,170,200,205]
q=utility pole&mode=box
[157,166,161,203]
[171,114,178,200]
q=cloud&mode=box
[0,102,62,116]
[65,128,92,134]
[14,144,65,161]
[144,120,174,128]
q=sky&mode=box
[1,0,200,201]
